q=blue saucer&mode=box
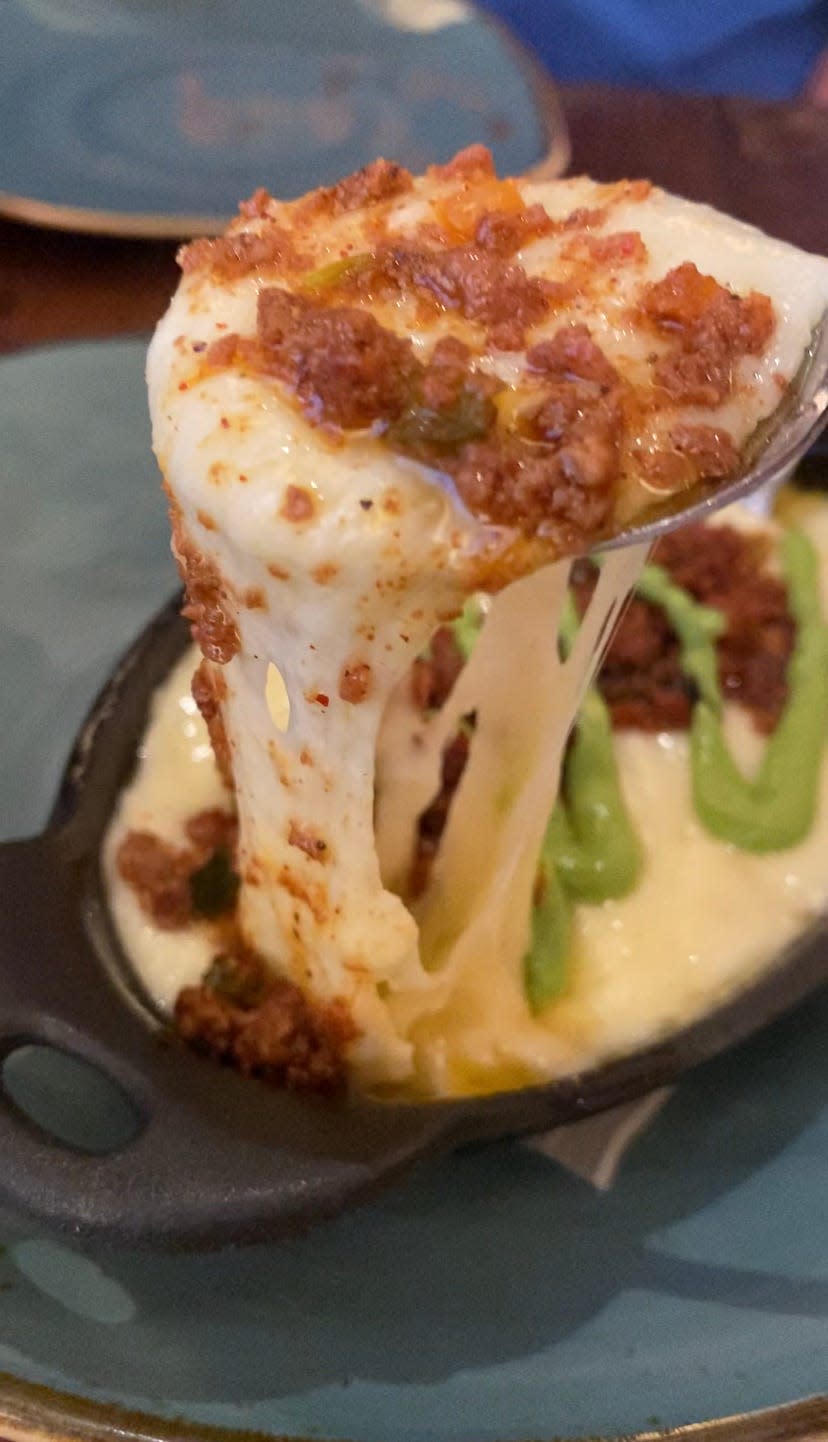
[0,337,826,1440]
[0,0,567,236]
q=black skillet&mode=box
[0,587,827,1252]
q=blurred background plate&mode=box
[0,0,567,237]
[0,337,827,1441]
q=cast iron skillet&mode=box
[0,594,827,1251]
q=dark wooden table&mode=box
[0,82,826,356]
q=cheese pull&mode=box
[143,146,828,1091]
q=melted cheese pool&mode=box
[106,504,828,1099]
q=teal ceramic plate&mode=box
[1,338,828,1441]
[0,0,567,238]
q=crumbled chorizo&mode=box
[527,323,620,389]
[257,288,418,428]
[170,510,240,664]
[175,948,357,1093]
[641,263,775,408]
[569,230,648,268]
[280,483,316,522]
[573,522,796,733]
[319,158,413,215]
[473,202,554,256]
[116,831,194,928]
[178,226,306,280]
[654,347,732,408]
[192,659,234,788]
[387,338,500,461]
[410,625,464,710]
[391,246,549,350]
[116,807,239,928]
[339,660,372,703]
[410,729,470,897]
[449,420,620,546]
[238,187,273,219]
[205,333,240,368]
[670,423,740,479]
[185,807,239,857]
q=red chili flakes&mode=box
[280,484,316,523]
[307,691,330,708]
[288,820,329,862]
[338,661,372,704]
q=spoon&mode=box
[0,320,826,1251]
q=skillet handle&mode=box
[0,832,450,1250]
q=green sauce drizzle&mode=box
[633,564,725,709]
[524,685,642,1012]
[452,528,828,1014]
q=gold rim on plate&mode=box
[0,1374,825,1442]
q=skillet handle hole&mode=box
[1,1043,143,1155]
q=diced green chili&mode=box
[388,386,496,456]
[299,252,374,292]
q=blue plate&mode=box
[0,0,567,237]
[0,338,827,1440]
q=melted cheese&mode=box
[137,164,828,1092]
[107,502,828,1095]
